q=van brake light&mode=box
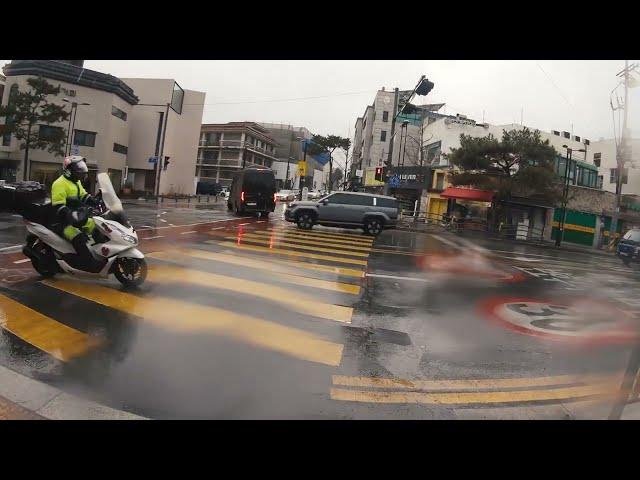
[241,191,245,202]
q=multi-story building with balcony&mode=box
[197,122,279,187]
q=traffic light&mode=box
[375,167,383,182]
[416,78,434,96]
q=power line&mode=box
[536,62,574,110]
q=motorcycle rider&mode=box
[51,156,103,272]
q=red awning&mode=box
[440,187,494,202]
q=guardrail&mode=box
[397,210,549,244]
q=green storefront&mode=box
[551,209,623,246]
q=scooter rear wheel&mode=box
[113,257,147,288]
[27,237,57,278]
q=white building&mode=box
[586,138,640,195]
[123,78,205,196]
[0,61,205,196]
[421,116,594,168]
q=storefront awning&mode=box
[440,187,494,202]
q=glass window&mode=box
[593,153,601,167]
[610,168,617,184]
[380,130,387,142]
[327,193,372,205]
[74,129,96,147]
[111,106,127,121]
[38,125,64,142]
[623,230,640,242]
[113,143,128,154]
[170,81,184,114]
[383,111,389,122]
[376,197,397,208]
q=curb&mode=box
[397,226,616,258]
[0,364,146,420]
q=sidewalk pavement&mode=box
[0,364,145,420]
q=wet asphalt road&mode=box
[1,201,640,419]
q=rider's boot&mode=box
[71,233,105,273]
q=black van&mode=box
[228,167,276,216]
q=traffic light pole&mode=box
[299,140,307,200]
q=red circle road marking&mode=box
[478,295,640,345]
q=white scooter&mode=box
[21,172,147,287]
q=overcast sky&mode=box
[2,60,638,170]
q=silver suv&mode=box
[284,191,398,236]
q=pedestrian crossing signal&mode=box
[375,167,383,182]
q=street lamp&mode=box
[555,144,586,247]
[62,98,91,157]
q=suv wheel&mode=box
[364,217,384,236]
[296,211,315,230]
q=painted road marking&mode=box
[13,259,31,264]
[217,249,365,278]
[0,294,99,362]
[0,245,22,252]
[147,264,353,323]
[269,227,374,243]
[148,249,361,294]
[239,222,252,226]
[210,227,225,230]
[222,236,370,258]
[365,273,429,283]
[137,219,239,231]
[265,228,374,245]
[480,296,638,343]
[329,383,617,405]
[238,232,373,252]
[210,241,368,266]
[452,236,490,253]
[43,279,344,366]
[428,234,462,250]
[179,231,197,235]
[142,235,165,240]
[159,219,168,223]
[332,373,614,391]
[248,229,375,248]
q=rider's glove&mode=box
[67,208,88,228]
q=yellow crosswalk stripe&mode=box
[265,228,374,245]
[43,279,344,366]
[332,374,615,391]
[258,230,374,246]
[147,249,361,294]
[209,241,368,266]
[147,264,353,323]
[269,227,374,243]
[216,248,365,278]
[330,383,618,405]
[238,232,372,252]
[221,236,370,258]
[0,293,99,362]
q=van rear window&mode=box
[243,171,276,192]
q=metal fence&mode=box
[397,209,549,244]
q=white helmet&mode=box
[62,155,89,182]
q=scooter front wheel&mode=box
[113,257,147,288]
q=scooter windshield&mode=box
[97,172,123,214]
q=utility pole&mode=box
[608,61,637,247]
[285,129,293,189]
